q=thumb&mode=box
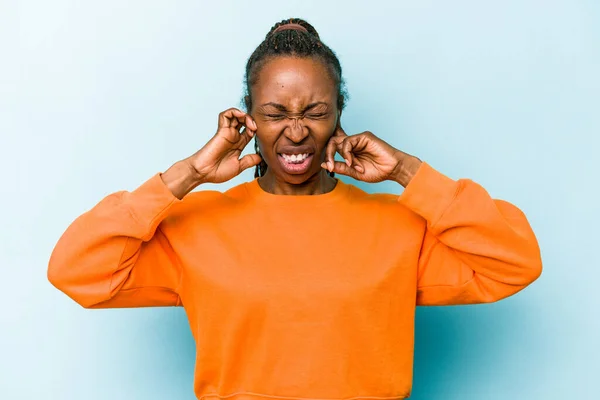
[323,160,357,178]
[239,153,263,172]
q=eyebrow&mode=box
[259,102,329,112]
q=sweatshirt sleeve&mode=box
[398,162,542,305]
[48,173,183,309]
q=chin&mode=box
[280,171,314,184]
[272,167,322,185]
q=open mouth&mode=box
[278,152,314,174]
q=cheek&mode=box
[255,118,336,151]
[255,126,279,155]
[307,120,336,146]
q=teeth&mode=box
[282,153,309,163]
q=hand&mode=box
[188,108,262,184]
[321,126,422,186]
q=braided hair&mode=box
[243,18,349,178]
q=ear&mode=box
[337,95,345,114]
[333,109,346,137]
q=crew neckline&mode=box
[244,177,351,205]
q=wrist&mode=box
[390,152,422,188]
[161,160,204,199]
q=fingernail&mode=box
[328,161,333,171]
[345,159,351,166]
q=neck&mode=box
[258,169,337,195]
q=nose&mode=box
[283,117,309,143]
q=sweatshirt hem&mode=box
[198,392,409,400]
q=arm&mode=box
[48,106,262,308]
[396,162,542,305]
[47,165,195,309]
[319,129,541,304]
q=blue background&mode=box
[2,1,599,399]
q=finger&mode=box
[340,136,356,167]
[325,136,343,172]
[238,126,255,148]
[352,158,365,173]
[231,118,240,131]
[244,115,257,137]
[233,121,258,151]
[238,153,262,172]
[330,160,358,178]
[245,114,257,132]
[218,108,249,129]
[231,112,254,134]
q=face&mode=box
[249,56,340,184]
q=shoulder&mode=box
[344,181,404,209]
[166,180,251,220]
[343,180,422,222]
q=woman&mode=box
[48,18,542,400]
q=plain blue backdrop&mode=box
[2,1,599,399]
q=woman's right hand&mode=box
[161,108,261,199]
[189,108,262,184]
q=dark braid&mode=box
[243,18,349,179]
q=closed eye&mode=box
[263,112,328,120]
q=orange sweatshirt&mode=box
[48,162,542,399]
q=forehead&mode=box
[253,57,337,106]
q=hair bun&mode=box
[272,23,309,35]
[267,18,320,40]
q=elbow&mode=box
[47,257,102,309]
[524,253,543,285]
[47,261,79,306]
[482,244,543,303]
[48,240,77,301]
[507,245,543,290]
[521,233,543,286]
[47,254,68,294]
[496,199,543,285]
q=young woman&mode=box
[48,18,542,400]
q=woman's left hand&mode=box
[321,126,422,186]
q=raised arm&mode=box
[48,108,263,308]
[321,127,542,305]
[398,162,543,305]
[48,173,184,308]
[318,126,542,305]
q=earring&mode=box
[254,139,268,178]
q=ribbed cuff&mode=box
[124,173,182,241]
[397,162,460,227]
